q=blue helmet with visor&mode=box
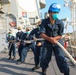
[48,3,61,13]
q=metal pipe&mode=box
[35,0,40,18]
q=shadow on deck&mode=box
[0,52,76,75]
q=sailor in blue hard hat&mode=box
[48,3,61,20]
[38,3,70,75]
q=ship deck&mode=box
[0,51,76,75]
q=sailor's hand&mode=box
[33,37,37,41]
[49,37,57,44]
[17,42,20,47]
[37,42,42,46]
[25,41,31,44]
[9,40,15,43]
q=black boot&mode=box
[12,56,16,60]
[32,66,40,71]
[64,74,70,75]
[64,72,70,75]
[64,68,70,75]
[17,58,20,61]
[8,56,11,60]
[42,69,47,75]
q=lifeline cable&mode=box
[56,41,76,66]
[21,39,76,65]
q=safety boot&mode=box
[64,74,70,75]
[32,66,40,71]
[17,58,20,61]
[12,56,16,60]
[64,68,70,75]
[42,69,47,75]
[8,56,11,60]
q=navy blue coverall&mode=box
[16,31,24,60]
[39,18,69,74]
[29,28,43,66]
[7,35,16,58]
[20,33,32,63]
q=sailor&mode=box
[29,20,43,70]
[16,26,24,61]
[39,3,70,75]
[7,30,16,60]
[17,27,32,64]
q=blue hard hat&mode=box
[48,3,61,13]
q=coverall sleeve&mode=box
[7,36,9,42]
[21,33,25,41]
[58,21,64,36]
[16,33,18,41]
[13,36,16,40]
[38,20,46,35]
[29,29,35,40]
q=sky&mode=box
[18,0,73,33]
[41,0,73,33]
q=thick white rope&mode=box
[56,41,76,66]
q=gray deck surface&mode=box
[0,51,76,75]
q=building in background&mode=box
[0,0,46,30]
[64,0,76,39]
[44,12,49,19]
[0,0,46,52]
